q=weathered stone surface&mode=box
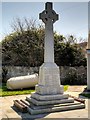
[29,101,82,110]
[31,93,69,101]
[27,102,85,115]
[39,2,58,63]
[35,84,63,95]
[36,63,63,95]
[38,63,61,86]
[26,97,74,106]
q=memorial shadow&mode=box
[11,105,49,120]
[11,106,89,120]
[8,105,90,120]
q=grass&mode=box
[0,83,35,97]
[0,83,68,97]
[64,85,68,91]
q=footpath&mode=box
[0,85,90,120]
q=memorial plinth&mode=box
[35,63,63,95]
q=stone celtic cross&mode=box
[14,2,85,115]
[39,2,59,63]
[39,2,58,24]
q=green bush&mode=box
[62,67,87,85]
[63,68,77,85]
[77,73,87,85]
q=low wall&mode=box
[2,66,39,78]
[1,66,87,84]
[60,66,87,85]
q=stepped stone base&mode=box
[27,102,85,115]
[25,93,85,115]
[13,62,85,114]
[31,92,69,100]
[26,96,74,106]
[13,97,85,114]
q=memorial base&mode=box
[13,62,85,114]
[27,103,85,115]
[25,93,85,115]
[37,62,64,95]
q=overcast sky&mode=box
[1,2,88,41]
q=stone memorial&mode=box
[14,2,85,115]
[26,2,85,114]
[35,2,63,95]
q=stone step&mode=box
[30,101,82,110]
[27,102,85,115]
[13,98,85,114]
[30,92,69,101]
[26,97,74,106]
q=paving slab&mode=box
[67,86,87,92]
[0,91,89,120]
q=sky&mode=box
[1,2,88,41]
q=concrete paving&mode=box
[0,86,90,120]
[67,85,87,92]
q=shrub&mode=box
[62,67,87,85]
[63,67,77,85]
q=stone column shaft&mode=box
[44,21,54,63]
[35,2,63,95]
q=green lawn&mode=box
[0,83,35,97]
[64,85,68,91]
[0,83,68,97]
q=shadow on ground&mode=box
[11,106,49,120]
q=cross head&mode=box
[39,2,58,24]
